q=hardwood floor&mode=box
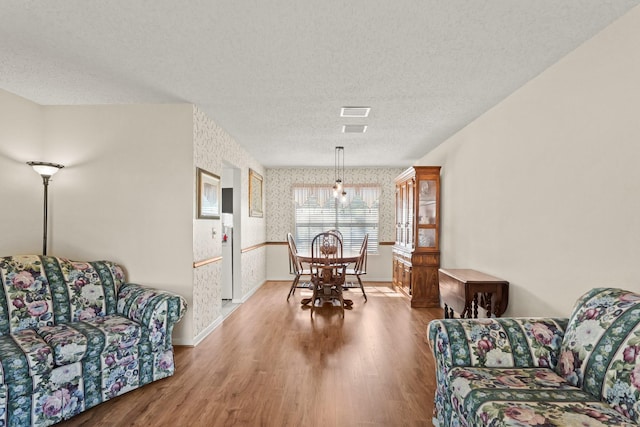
[58,282,440,426]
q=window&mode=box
[293,184,380,254]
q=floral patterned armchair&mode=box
[0,255,186,426]
[428,287,640,426]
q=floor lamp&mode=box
[27,161,64,256]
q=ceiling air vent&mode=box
[342,124,368,133]
[340,107,370,118]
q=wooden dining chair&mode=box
[309,232,346,317]
[345,234,368,301]
[325,229,343,242]
[286,233,311,301]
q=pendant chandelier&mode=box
[332,146,347,202]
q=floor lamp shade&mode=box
[27,161,64,255]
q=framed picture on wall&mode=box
[197,168,220,219]
[249,169,263,218]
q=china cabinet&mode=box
[392,166,441,307]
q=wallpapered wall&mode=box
[265,168,405,243]
[192,106,266,342]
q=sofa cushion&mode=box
[434,318,565,370]
[82,315,140,352]
[55,258,122,322]
[0,256,125,338]
[0,255,55,334]
[80,315,141,400]
[474,400,636,426]
[32,362,85,425]
[556,288,640,423]
[449,366,636,426]
[37,324,87,366]
[0,329,53,385]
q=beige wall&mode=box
[43,104,196,342]
[0,90,46,254]
[418,6,640,317]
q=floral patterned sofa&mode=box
[0,255,187,426]
[428,287,640,426]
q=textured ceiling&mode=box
[1,1,638,168]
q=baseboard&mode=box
[183,280,267,347]
[239,281,264,302]
[187,314,223,346]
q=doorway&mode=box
[221,164,242,316]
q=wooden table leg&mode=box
[472,293,478,318]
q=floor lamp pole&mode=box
[27,161,64,256]
[41,175,50,256]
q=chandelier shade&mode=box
[333,146,346,200]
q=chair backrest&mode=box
[325,229,343,242]
[311,232,343,260]
[286,233,302,275]
[354,234,368,274]
[287,232,299,254]
[310,232,343,277]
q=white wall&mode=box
[418,6,640,317]
[0,90,46,255]
[43,104,195,342]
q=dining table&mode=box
[295,251,360,308]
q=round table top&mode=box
[296,252,359,264]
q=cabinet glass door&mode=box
[417,179,437,248]
[407,179,414,247]
[395,187,402,243]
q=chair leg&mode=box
[310,282,319,318]
[310,289,316,318]
[287,274,300,301]
[357,275,367,301]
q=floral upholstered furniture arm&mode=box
[428,317,569,370]
[427,317,568,425]
[117,283,187,351]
